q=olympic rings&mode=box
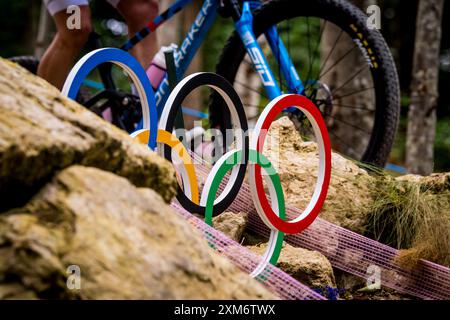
[249,94,332,234]
[159,72,249,216]
[201,149,284,278]
[61,48,158,149]
[63,49,332,278]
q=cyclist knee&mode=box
[59,20,92,48]
[53,6,92,49]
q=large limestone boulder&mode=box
[248,242,336,289]
[263,117,374,233]
[0,166,275,300]
[0,58,177,210]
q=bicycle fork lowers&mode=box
[232,0,305,103]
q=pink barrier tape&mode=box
[247,211,450,300]
[186,150,450,300]
[171,202,326,300]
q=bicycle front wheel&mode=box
[210,0,400,166]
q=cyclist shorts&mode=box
[44,0,121,16]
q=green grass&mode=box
[364,177,450,267]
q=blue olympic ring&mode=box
[61,48,158,149]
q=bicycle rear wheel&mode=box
[210,0,400,166]
[8,56,40,74]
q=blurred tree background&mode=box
[0,0,448,171]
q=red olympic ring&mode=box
[249,94,332,234]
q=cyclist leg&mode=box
[38,1,92,89]
[111,0,159,69]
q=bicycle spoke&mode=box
[326,103,375,112]
[325,114,371,135]
[306,17,313,80]
[316,29,344,79]
[306,20,327,84]
[332,87,375,100]
[234,80,269,99]
[329,130,358,152]
[330,65,367,95]
[319,45,356,80]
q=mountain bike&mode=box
[9,0,400,166]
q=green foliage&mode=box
[0,1,40,56]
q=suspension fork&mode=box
[264,26,305,94]
[231,1,304,102]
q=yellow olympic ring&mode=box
[131,129,199,205]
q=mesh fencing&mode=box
[169,149,450,300]
[172,202,326,300]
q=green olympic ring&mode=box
[200,149,285,278]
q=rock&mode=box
[334,269,366,293]
[212,212,248,242]
[0,166,276,300]
[334,270,414,300]
[0,283,37,300]
[350,287,414,301]
[0,58,177,210]
[242,231,269,247]
[263,117,374,233]
[396,173,450,194]
[248,242,336,289]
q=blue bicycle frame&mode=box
[122,0,305,117]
